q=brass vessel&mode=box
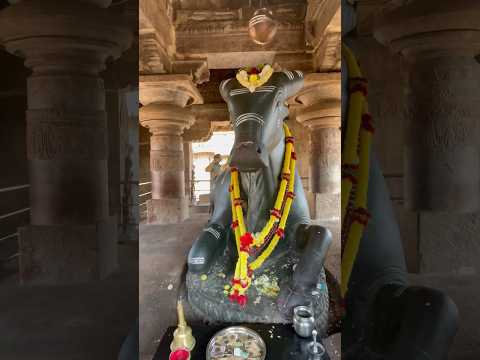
[170,300,196,352]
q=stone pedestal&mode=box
[293,73,341,195]
[139,75,202,224]
[0,0,132,283]
[374,0,480,212]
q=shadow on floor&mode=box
[0,242,138,360]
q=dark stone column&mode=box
[374,0,480,212]
[0,0,132,284]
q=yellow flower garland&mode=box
[228,123,296,306]
[341,44,374,297]
[236,64,274,92]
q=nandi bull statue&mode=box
[186,65,333,334]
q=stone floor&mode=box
[0,242,138,360]
[139,212,342,360]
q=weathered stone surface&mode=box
[147,198,188,225]
[18,217,118,284]
[374,0,480,212]
[419,212,480,275]
[311,128,340,194]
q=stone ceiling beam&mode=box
[139,0,175,74]
[175,25,306,67]
[305,0,340,52]
[312,7,341,71]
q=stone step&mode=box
[190,205,210,215]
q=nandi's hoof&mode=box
[187,224,226,274]
[277,286,313,320]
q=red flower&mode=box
[276,228,285,238]
[229,292,248,307]
[240,232,254,252]
[237,294,248,307]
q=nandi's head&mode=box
[228,67,287,172]
[229,99,287,172]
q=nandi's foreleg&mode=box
[277,224,332,318]
[187,172,232,274]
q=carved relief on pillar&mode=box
[27,110,107,161]
[374,0,480,211]
[150,150,184,172]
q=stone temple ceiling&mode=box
[140,0,341,79]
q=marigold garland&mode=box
[341,44,374,297]
[228,123,296,306]
[236,64,274,93]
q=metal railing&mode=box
[0,184,29,268]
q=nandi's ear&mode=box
[279,70,304,99]
[219,78,233,102]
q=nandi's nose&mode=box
[230,141,268,172]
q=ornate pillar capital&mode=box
[291,72,341,130]
[140,103,195,136]
[139,74,203,107]
[374,0,480,61]
[0,0,132,75]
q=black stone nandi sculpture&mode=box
[186,69,333,334]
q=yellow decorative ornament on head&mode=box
[236,64,274,92]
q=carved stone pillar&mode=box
[293,73,341,194]
[139,75,202,224]
[0,0,132,283]
[374,1,480,212]
[184,142,193,204]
